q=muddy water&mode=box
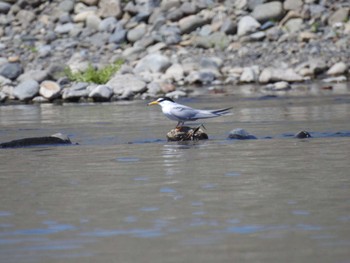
[0,85,350,263]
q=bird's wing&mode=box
[169,105,200,121]
[170,105,232,121]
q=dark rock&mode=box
[167,126,208,141]
[0,2,11,14]
[0,133,73,148]
[0,63,23,80]
[228,128,257,140]
[294,130,312,139]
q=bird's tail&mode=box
[211,107,233,116]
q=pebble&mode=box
[237,16,261,36]
[127,23,147,43]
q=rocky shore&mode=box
[0,0,349,103]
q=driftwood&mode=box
[166,126,208,141]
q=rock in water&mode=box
[166,126,208,141]
[0,133,73,148]
[228,128,257,140]
[294,130,312,139]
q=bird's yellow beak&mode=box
[148,100,159,106]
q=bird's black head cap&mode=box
[157,97,175,103]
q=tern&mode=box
[148,97,232,128]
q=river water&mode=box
[1,83,350,263]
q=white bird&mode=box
[148,97,232,128]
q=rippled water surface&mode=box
[1,85,350,263]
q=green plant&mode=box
[311,22,320,33]
[64,59,124,84]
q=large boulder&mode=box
[13,80,39,101]
[107,74,147,96]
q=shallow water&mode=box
[1,86,350,263]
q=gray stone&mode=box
[107,74,147,95]
[164,63,184,82]
[326,62,348,76]
[247,0,264,10]
[13,80,39,101]
[16,10,35,24]
[0,63,23,80]
[259,68,304,83]
[146,81,162,97]
[17,70,48,83]
[251,1,284,23]
[62,86,89,101]
[55,23,75,34]
[86,13,101,31]
[0,2,11,14]
[328,8,350,26]
[285,18,303,33]
[98,0,122,19]
[89,85,113,101]
[240,66,259,83]
[39,80,61,100]
[109,27,127,44]
[228,128,257,140]
[179,15,209,34]
[0,75,11,86]
[180,2,198,15]
[127,23,147,43]
[58,0,75,12]
[0,91,7,102]
[134,53,171,73]
[284,0,303,11]
[38,45,52,58]
[220,18,237,35]
[99,17,117,32]
[161,0,181,11]
[237,16,261,36]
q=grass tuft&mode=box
[64,59,124,84]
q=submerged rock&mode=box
[294,130,312,139]
[228,128,257,140]
[167,126,208,141]
[0,133,73,148]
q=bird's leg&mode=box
[175,121,184,131]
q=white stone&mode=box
[39,80,61,99]
[237,16,261,36]
[326,62,348,76]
